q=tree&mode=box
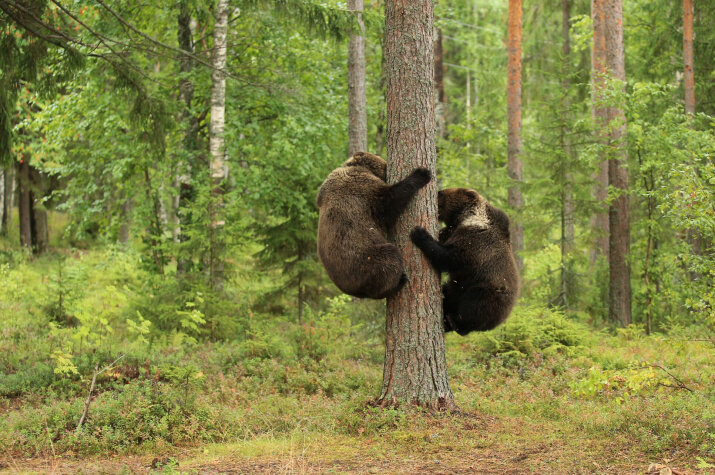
[560,0,575,307]
[604,0,631,326]
[347,0,367,155]
[209,0,230,288]
[683,0,694,116]
[378,0,454,410]
[590,0,609,263]
[507,0,524,271]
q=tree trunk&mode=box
[0,169,4,235]
[347,0,367,156]
[590,0,609,264]
[560,0,574,307]
[683,0,695,116]
[17,159,32,249]
[29,165,48,254]
[507,0,524,271]
[209,0,229,288]
[119,197,133,244]
[2,166,15,236]
[434,27,446,141]
[379,0,454,410]
[604,0,631,327]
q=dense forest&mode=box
[0,0,713,472]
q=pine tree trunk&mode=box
[17,159,32,249]
[378,0,454,410]
[683,0,695,116]
[604,0,631,327]
[348,0,367,156]
[434,27,446,141]
[590,0,609,264]
[507,0,524,271]
[209,0,229,288]
[29,165,47,254]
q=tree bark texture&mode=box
[209,0,229,287]
[507,0,524,271]
[590,0,609,264]
[604,0,631,326]
[683,0,695,115]
[434,27,446,141]
[347,0,367,156]
[380,0,454,410]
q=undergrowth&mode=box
[0,250,712,467]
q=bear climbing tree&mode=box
[378,0,455,409]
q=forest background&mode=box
[0,0,713,472]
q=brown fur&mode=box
[411,188,519,334]
[316,152,431,299]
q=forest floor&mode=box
[1,249,713,474]
[0,416,687,474]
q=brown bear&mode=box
[316,152,431,299]
[410,187,519,334]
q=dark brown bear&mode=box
[410,187,519,334]
[316,152,431,299]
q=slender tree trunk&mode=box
[16,159,32,249]
[2,166,15,236]
[209,0,229,288]
[683,0,695,116]
[590,0,609,264]
[604,0,631,327]
[348,0,367,155]
[682,0,701,266]
[507,0,524,271]
[30,166,48,254]
[0,169,4,235]
[559,0,574,307]
[379,0,454,410]
[119,197,133,244]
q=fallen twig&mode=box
[76,353,127,431]
[648,364,693,393]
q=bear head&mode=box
[344,152,387,181]
[438,187,510,239]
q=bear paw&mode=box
[410,226,432,245]
[410,168,432,188]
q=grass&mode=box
[0,248,713,473]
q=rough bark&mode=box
[17,159,32,249]
[590,0,609,263]
[683,0,695,116]
[379,0,454,410]
[434,27,446,141]
[347,0,367,156]
[604,0,631,327]
[507,0,524,271]
[209,0,229,288]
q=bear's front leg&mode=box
[410,227,454,273]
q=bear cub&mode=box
[410,187,519,334]
[317,152,431,299]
